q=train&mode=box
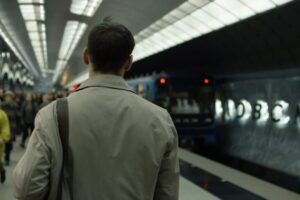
[127,72,216,146]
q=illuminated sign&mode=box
[236,100,252,123]
[225,99,236,121]
[271,100,290,127]
[253,100,269,125]
[215,99,223,119]
[216,99,294,127]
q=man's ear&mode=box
[83,48,89,65]
[124,55,133,72]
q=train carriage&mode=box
[127,72,216,146]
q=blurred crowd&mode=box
[0,89,67,183]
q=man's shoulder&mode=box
[38,101,57,122]
[133,96,173,126]
[135,95,168,114]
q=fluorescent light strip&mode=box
[53,0,104,83]
[18,0,48,75]
[53,21,87,83]
[133,0,294,62]
[70,0,103,17]
[18,0,44,3]
[67,0,294,86]
[0,23,38,76]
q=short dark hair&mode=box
[87,19,135,72]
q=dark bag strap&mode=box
[56,98,69,200]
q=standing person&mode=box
[2,91,18,165]
[0,108,10,183]
[13,20,179,200]
[38,93,51,110]
[20,93,37,148]
[14,92,23,137]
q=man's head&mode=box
[84,20,135,76]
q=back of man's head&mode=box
[87,19,135,72]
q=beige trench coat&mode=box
[13,74,179,200]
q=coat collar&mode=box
[77,74,135,93]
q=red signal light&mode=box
[159,78,167,85]
[72,84,80,90]
[203,78,210,85]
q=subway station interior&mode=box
[0,0,300,199]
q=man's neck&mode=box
[89,68,125,78]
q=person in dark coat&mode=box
[20,93,37,148]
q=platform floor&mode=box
[0,143,219,200]
[0,143,23,200]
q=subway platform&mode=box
[1,142,300,200]
[0,142,219,200]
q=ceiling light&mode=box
[215,0,255,19]
[191,9,224,30]
[202,2,239,25]
[19,0,48,71]
[18,0,44,4]
[188,0,211,7]
[0,23,37,75]
[70,0,103,17]
[239,0,276,13]
[271,0,294,5]
[53,21,87,83]
[26,21,38,32]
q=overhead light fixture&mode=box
[0,23,38,76]
[133,0,294,62]
[52,0,104,84]
[53,21,87,83]
[70,0,103,17]
[18,0,48,72]
[18,0,44,3]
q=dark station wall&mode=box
[216,76,300,177]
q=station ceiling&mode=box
[0,0,298,88]
[131,0,300,79]
[0,0,185,85]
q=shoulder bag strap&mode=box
[56,98,69,200]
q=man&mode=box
[2,91,18,165]
[13,20,179,200]
[0,107,10,183]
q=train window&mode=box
[155,79,215,116]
